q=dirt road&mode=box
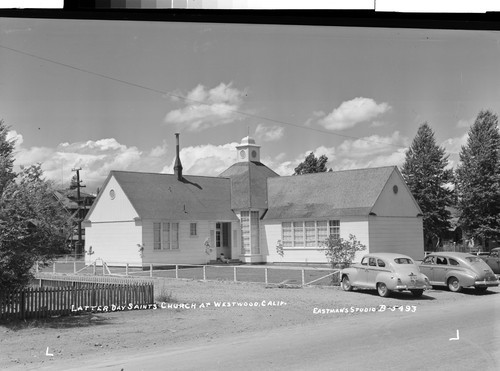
[1,278,499,370]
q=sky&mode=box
[1,16,500,192]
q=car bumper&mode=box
[474,279,499,287]
[394,284,431,290]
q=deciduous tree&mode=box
[0,131,73,291]
[294,152,330,175]
[455,110,500,249]
[401,123,455,250]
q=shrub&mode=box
[323,234,366,269]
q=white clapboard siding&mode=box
[262,218,370,264]
[85,221,142,265]
[368,216,424,260]
[88,175,139,222]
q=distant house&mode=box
[84,135,424,266]
[54,188,95,256]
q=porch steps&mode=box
[208,259,243,265]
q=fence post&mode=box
[233,267,237,282]
[53,262,56,274]
[203,265,206,280]
[301,269,305,286]
[35,261,39,274]
[102,263,105,276]
[92,262,96,275]
[73,261,76,274]
[265,268,268,284]
[150,263,153,277]
[175,265,178,279]
[126,264,129,276]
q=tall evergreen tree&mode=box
[294,152,330,175]
[401,123,455,250]
[455,110,500,249]
[0,120,16,194]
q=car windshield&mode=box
[465,256,482,263]
[394,258,414,264]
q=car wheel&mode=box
[341,275,353,291]
[377,282,390,297]
[475,287,488,294]
[410,289,424,298]
[447,277,462,292]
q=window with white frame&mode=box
[190,222,197,236]
[241,211,260,254]
[281,220,340,248]
[153,222,179,250]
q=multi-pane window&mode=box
[190,223,197,236]
[241,211,260,254]
[153,222,179,250]
[281,220,340,248]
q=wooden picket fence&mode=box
[0,282,154,320]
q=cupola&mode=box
[235,136,261,163]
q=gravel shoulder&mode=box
[1,278,498,370]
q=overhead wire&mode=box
[0,43,407,150]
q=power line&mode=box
[0,43,407,150]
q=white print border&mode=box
[313,305,417,314]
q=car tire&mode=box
[475,287,488,294]
[377,282,390,297]
[447,277,462,292]
[341,275,353,291]
[410,289,424,298]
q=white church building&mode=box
[83,134,424,266]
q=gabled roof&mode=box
[219,161,279,209]
[94,171,237,221]
[263,166,397,220]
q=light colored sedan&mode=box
[340,253,431,297]
[419,252,499,293]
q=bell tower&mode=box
[236,136,261,163]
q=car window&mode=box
[465,256,482,263]
[369,258,376,266]
[361,257,368,265]
[449,258,459,266]
[422,256,435,264]
[377,259,386,268]
[436,257,448,265]
[394,258,413,264]
[492,251,499,258]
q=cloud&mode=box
[317,97,391,130]
[456,119,472,128]
[162,142,240,176]
[12,136,170,192]
[267,132,409,176]
[254,124,284,142]
[164,82,247,132]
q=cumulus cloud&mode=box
[254,124,284,142]
[162,142,240,176]
[317,97,391,130]
[11,136,170,192]
[268,132,409,176]
[441,133,468,169]
[164,82,247,131]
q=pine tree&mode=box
[401,123,455,250]
[294,152,329,175]
[455,110,500,249]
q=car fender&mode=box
[374,272,396,290]
[445,270,475,286]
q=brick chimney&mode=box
[174,133,183,180]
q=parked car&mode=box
[418,252,499,293]
[477,248,500,274]
[340,253,431,297]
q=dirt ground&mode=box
[1,278,498,370]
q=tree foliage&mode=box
[455,110,500,247]
[0,120,16,194]
[294,152,330,175]
[323,234,366,269]
[401,123,455,250]
[0,127,73,291]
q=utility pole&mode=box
[71,168,86,259]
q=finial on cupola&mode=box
[174,133,183,180]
